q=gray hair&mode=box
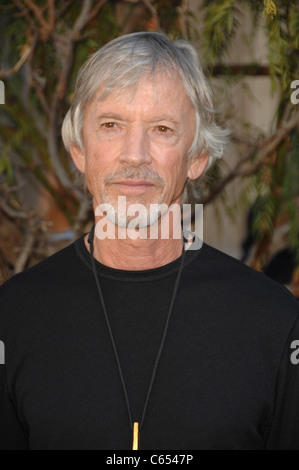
[62,32,229,199]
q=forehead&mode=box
[93,71,192,110]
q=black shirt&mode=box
[0,236,298,450]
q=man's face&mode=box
[72,71,206,227]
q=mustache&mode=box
[103,168,164,185]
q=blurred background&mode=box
[0,0,298,297]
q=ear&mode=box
[187,150,209,180]
[69,145,86,174]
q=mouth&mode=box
[108,180,156,194]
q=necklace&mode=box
[88,225,186,450]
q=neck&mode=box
[84,218,184,271]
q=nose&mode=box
[119,126,152,167]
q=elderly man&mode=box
[0,32,298,450]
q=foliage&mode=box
[199,0,299,275]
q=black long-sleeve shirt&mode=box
[0,235,299,450]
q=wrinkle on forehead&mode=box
[95,68,181,106]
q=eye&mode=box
[157,125,171,133]
[102,122,117,129]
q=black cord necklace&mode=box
[88,225,186,450]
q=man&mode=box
[0,32,298,450]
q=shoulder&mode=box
[187,242,298,324]
[204,242,296,290]
[186,243,299,382]
[0,237,87,330]
[0,238,80,296]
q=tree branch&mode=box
[47,1,96,199]
[0,182,32,220]
[73,196,92,234]
[72,0,93,37]
[241,111,299,177]
[141,0,161,31]
[14,223,38,273]
[0,248,10,284]
[141,0,158,19]
[87,0,110,24]
[19,0,56,40]
[55,0,76,19]
[202,110,299,205]
[0,200,28,220]
[177,1,188,40]
[47,0,55,32]
[13,0,37,33]
[0,39,35,79]
[22,0,47,28]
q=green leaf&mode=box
[289,4,299,49]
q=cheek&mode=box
[158,157,188,198]
[83,153,106,194]
[168,153,189,180]
[84,141,111,177]
[156,144,186,168]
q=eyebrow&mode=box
[149,116,181,126]
[95,113,181,127]
[95,113,127,122]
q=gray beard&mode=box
[102,195,166,228]
[102,167,165,227]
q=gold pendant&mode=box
[132,422,139,450]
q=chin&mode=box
[107,204,162,229]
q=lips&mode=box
[108,180,156,194]
[111,180,154,186]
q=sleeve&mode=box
[0,365,29,450]
[264,314,299,450]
